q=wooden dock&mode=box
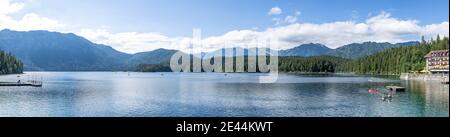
[386,86,405,92]
[0,81,42,87]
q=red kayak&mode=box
[368,89,382,93]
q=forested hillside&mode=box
[0,51,23,74]
[279,56,348,73]
[337,36,449,75]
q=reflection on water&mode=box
[402,80,449,116]
[0,72,448,117]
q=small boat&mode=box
[386,86,405,92]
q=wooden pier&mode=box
[0,81,42,87]
[0,74,43,87]
[386,86,405,92]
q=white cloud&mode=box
[268,6,282,15]
[188,12,449,51]
[366,12,421,36]
[273,11,300,25]
[77,29,192,54]
[284,16,297,24]
[0,0,24,15]
[0,0,66,31]
[0,13,66,31]
[421,22,449,38]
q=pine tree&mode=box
[421,36,427,44]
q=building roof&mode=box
[425,50,449,58]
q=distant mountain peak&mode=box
[0,29,12,32]
[280,43,331,57]
[152,48,177,52]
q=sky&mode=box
[1,0,449,53]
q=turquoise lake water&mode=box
[0,72,448,117]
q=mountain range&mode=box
[280,42,419,58]
[0,29,419,71]
[280,43,331,57]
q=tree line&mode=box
[278,56,348,73]
[0,50,23,74]
[136,55,349,73]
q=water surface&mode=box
[0,72,448,117]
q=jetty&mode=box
[386,86,405,92]
[0,74,44,87]
[0,81,42,87]
[0,77,42,87]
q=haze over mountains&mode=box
[0,29,419,71]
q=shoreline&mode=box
[0,73,24,76]
[401,73,449,83]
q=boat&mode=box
[386,86,405,92]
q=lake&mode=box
[0,72,448,117]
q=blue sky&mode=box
[1,0,449,53]
[16,0,449,36]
